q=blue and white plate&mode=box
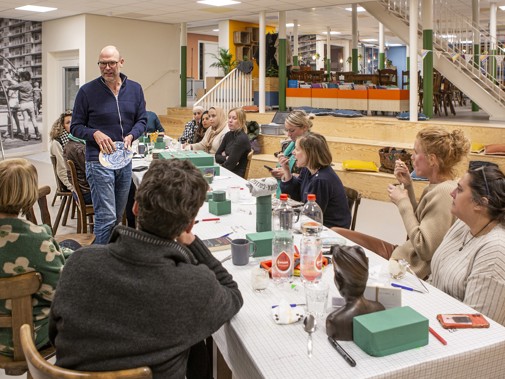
[99,141,133,170]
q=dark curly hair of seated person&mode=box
[135,159,208,239]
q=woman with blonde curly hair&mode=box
[49,110,73,191]
[0,158,66,356]
[335,126,470,279]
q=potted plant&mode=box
[209,48,237,76]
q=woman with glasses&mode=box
[188,106,229,154]
[270,110,313,197]
[335,126,470,279]
[215,108,251,178]
[179,106,204,144]
[194,110,210,144]
[429,164,505,325]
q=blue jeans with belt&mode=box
[86,161,132,244]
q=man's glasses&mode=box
[473,166,490,197]
[97,61,119,69]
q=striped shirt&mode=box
[430,219,505,326]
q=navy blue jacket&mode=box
[71,73,147,162]
[280,166,351,229]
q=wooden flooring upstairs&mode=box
[160,108,505,201]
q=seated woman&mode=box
[429,164,505,326]
[179,106,204,144]
[49,110,73,192]
[279,133,351,229]
[334,126,470,279]
[270,110,313,197]
[215,108,251,178]
[193,110,210,144]
[188,106,229,154]
[0,158,67,356]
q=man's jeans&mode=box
[86,161,132,244]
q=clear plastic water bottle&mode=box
[299,194,323,234]
[272,194,294,283]
[300,194,323,282]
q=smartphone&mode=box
[132,165,149,172]
[264,165,274,171]
[437,313,490,329]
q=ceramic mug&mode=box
[231,238,256,266]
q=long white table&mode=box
[133,158,505,379]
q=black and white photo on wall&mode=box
[0,17,43,154]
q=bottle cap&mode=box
[280,194,288,201]
[307,194,316,201]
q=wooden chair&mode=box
[67,160,95,234]
[0,272,55,378]
[26,186,95,247]
[401,70,409,89]
[244,150,254,179]
[20,324,152,379]
[344,186,362,231]
[378,69,398,86]
[49,156,74,234]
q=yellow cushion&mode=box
[342,160,379,172]
[470,142,485,153]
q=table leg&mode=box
[213,339,232,379]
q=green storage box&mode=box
[154,141,166,149]
[246,231,274,257]
[208,199,231,216]
[353,306,428,357]
[158,151,214,167]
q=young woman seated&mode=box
[429,164,505,326]
[215,108,251,178]
[279,133,351,229]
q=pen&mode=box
[271,303,305,308]
[328,337,356,367]
[429,327,447,345]
[202,218,220,222]
[391,282,424,293]
[219,232,233,238]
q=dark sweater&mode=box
[49,226,243,379]
[215,130,250,178]
[70,73,147,162]
[280,166,351,229]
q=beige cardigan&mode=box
[191,125,229,154]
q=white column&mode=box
[326,26,331,73]
[379,23,384,52]
[293,19,299,64]
[490,1,497,51]
[180,22,187,46]
[409,0,418,121]
[352,5,358,50]
[259,11,266,113]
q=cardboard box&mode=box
[246,231,274,257]
[364,284,402,309]
[353,306,428,357]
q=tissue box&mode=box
[208,199,231,216]
[353,306,428,357]
[364,284,402,309]
[246,231,274,257]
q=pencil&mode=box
[429,327,447,345]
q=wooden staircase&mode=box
[160,107,505,201]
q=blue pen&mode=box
[391,282,424,293]
[271,303,305,309]
[219,232,233,238]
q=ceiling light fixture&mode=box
[361,38,377,42]
[345,7,365,12]
[15,5,57,12]
[500,5,505,10]
[322,31,341,35]
[213,29,220,32]
[197,0,240,6]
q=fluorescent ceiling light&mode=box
[459,40,473,44]
[213,29,219,32]
[362,38,377,42]
[386,43,403,47]
[286,23,300,28]
[441,34,456,39]
[16,5,57,12]
[322,31,341,35]
[345,7,365,12]
[197,0,240,6]
[500,5,505,10]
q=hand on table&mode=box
[93,131,115,154]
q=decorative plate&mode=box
[99,141,133,170]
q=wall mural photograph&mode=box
[0,17,42,155]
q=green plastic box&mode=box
[246,231,274,257]
[208,199,231,216]
[353,306,428,357]
[158,151,214,166]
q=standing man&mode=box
[49,159,243,378]
[71,45,146,244]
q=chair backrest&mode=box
[50,155,71,195]
[20,325,152,379]
[26,186,53,231]
[0,272,43,375]
[378,69,397,86]
[66,160,86,208]
[344,186,362,231]
[67,159,94,234]
[244,149,254,179]
[401,70,409,89]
